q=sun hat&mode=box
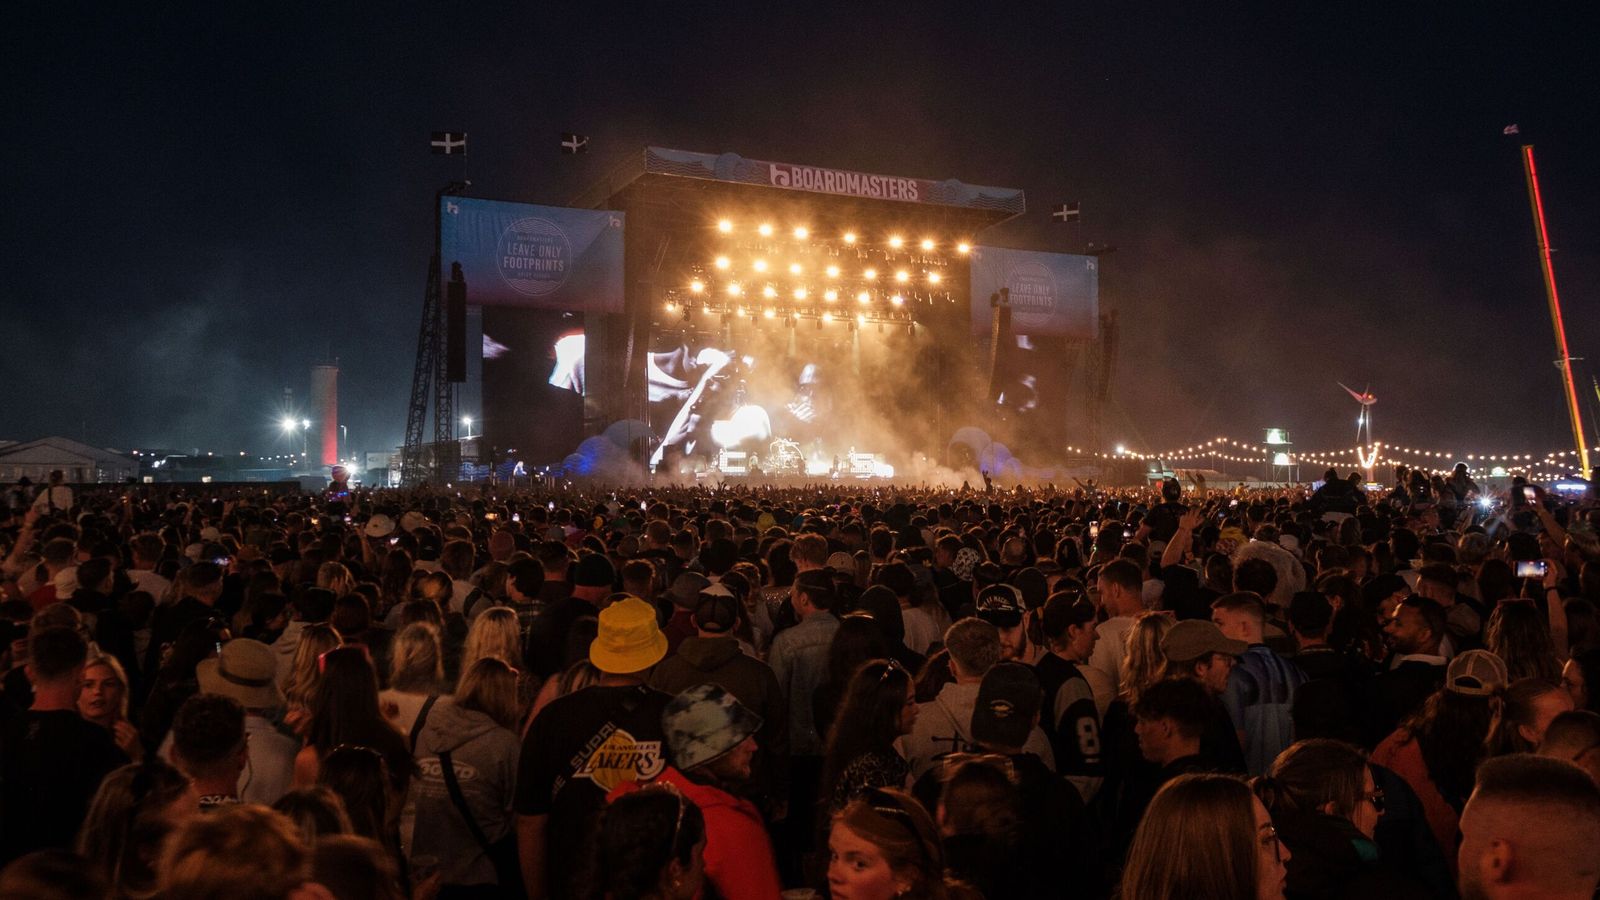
[1446,649,1509,696]
[363,514,396,539]
[197,638,285,710]
[399,511,428,534]
[661,683,763,771]
[589,596,668,674]
[1161,619,1248,664]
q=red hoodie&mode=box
[608,766,782,899]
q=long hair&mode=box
[456,657,521,731]
[387,622,444,694]
[820,660,912,805]
[1258,739,1367,822]
[317,745,392,847]
[832,789,953,900]
[461,607,522,675]
[81,653,131,721]
[1405,688,1498,808]
[378,550,413,611]
[1486,601,1561,682]
[1121,612,1175,705]
[1119,773,1261,900]
[1489,677,1568,754]
[284,623,342,710]
[306,647,415,792]
[581,788,707,900]
[77,761,191,899]
[271,786,355,845]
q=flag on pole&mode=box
[430,132,467,155]
[1052,202,1081,223]
[1503,124,1520,135]
[561,133,590,154]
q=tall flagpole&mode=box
[1521,144,1592,480]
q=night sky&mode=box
[5,5,1598,464]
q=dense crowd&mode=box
[2,465,1599,900]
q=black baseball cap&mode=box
[976,584,1025,628]
[1041,591,1096,640]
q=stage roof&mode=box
[573,147,1025,233]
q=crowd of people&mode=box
[2,465,1599,899]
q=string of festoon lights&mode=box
[1102,436,1586,479]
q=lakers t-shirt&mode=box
[515,684,671,898]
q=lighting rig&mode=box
[659,217,971,331]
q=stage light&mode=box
[793,226,808,239]
[895,270,909,283]
[665,301,677,313]
[753,259,768,272]
[863,268,877,279]
[758,223,773,236]
[762,285,777,298]
[928,272,941,284]
[957,242,971,254]
[279,417,296,432]
[856,290,871,304]
[763,308,776,319]
[789,262,802,275]
[890,293,904,306]
[689,279,704,293]
[825,264,840,278]
[920,238,935,251]
[717,219,733,233]
[843,231,857,244]
[822,311,834,323]
[824,289,838,302]
[793,287,808,300]
[857,313,867,325]
[888,235,904,249]
[301,418,310,430]
[702,305,714,315]
[727,283,743,296]
[715,256,731,270]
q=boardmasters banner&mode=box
[441,197,624,312]
[969,246,1099,339]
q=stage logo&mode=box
[497,217,574,298]
[969,247,1098,339]
[768,163,923,202]
[441,197,624,312]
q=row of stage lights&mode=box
[659,218,970,328]
[713,218,973,255]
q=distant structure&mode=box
[0,437,136,483]
[311,364,339,469]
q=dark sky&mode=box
[4,4,1598,464]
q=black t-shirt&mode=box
[514,684,671,900]
[524,595,593,678]
[1,708,129,862]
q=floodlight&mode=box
[824,289,838,302]
[856,290,870,304]
[793,287,808,300]
[753,259,768,272]
[689,279,704,293]
[863,268,877,279]
[825,265,840,278]
[920,238,934,250]
[843,232,857,244]
[717,219,733,233]
[763,308,776,319]
[928,272,941,284]
[714,256,731,270]
[957,242,971,254]
[727,283,742,296]
[789,262,802,275]
[758,223,773,236]
[888,236,903,249]
[793,226,808,239]
[890,294,904,306]
[762,285,777,298]
[895,270,909,283]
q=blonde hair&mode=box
[388,622,444,694]
[462,607,522,675]
[317,562,356,598]
[284,623,342,710]
[158,805,312,900]
[456,658,521,731]
[82,654,132,720]
[1121,611,1175,705]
